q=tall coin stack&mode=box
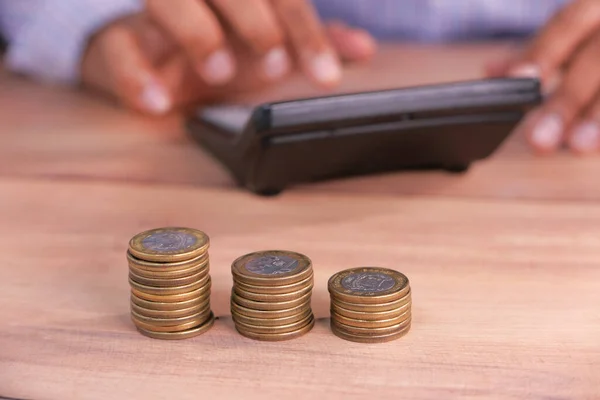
[328,267,412,343]
[127,227,215,340]
[231,250,315,341]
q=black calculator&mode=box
[186,78,541,195]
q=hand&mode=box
[486,0,600,155]
[81,2,376,115]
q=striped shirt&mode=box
[314,0,567,41]
[0,0,569,85]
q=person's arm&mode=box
[0,0,376,116]
[0,0,142,84]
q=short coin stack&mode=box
[127,227,215,340]
[231,250,315,341]
[328,267,411,343]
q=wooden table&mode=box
[1,44,599,400]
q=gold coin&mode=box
[131,287,210,310]
[131,298,209,318]
[235,315,314,341]
[131,282,210,302]
[128,227,209,263]
[136,312,215,340]
[331,322,411,343]
[231,308,312,327]
[331,300,411,321]
[331,290,411,312]
[231,298,311,319]
[233,313,313,334]
[129,266,209,288]
[328,267,410,304]
[331,316,411,336]
[131,307,211,327]
[231,250,313,287]
[132,311,212,332]
[128,252,209,276]
[331,309,411,329]
[129,273,209,295]
[233,283,313,302]
[233,273,314,295]
[231,289,311,311]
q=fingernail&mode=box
[201,49,235,85]
[531,113,563,150]
[509,64,540,79]
[570,121,600,153]
[262,47,290,80]
[140,81,171,115]
[310,53,342,84]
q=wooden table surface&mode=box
[1,44,599,400]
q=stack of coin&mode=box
[127,227,215,340]
[328,267,411,343]
[231,250,315,341]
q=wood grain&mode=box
[1,43,600,400]
[1,178,599,400]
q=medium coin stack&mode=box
[231,250,315,341]
[328,267,412,343]
[127,227,215,340]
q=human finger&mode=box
[524,29,600,153]
[567,115,600,155]
[326,20,376,62]
[99,25,172,114]
[505,0,600,85]
[270,0,342,87]
[158,45,272,107]
[210,0,291,81]
[126,13,176,65]
[567,92,600,154]
[146,0,235,85]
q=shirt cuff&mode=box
[5,0,143,85]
